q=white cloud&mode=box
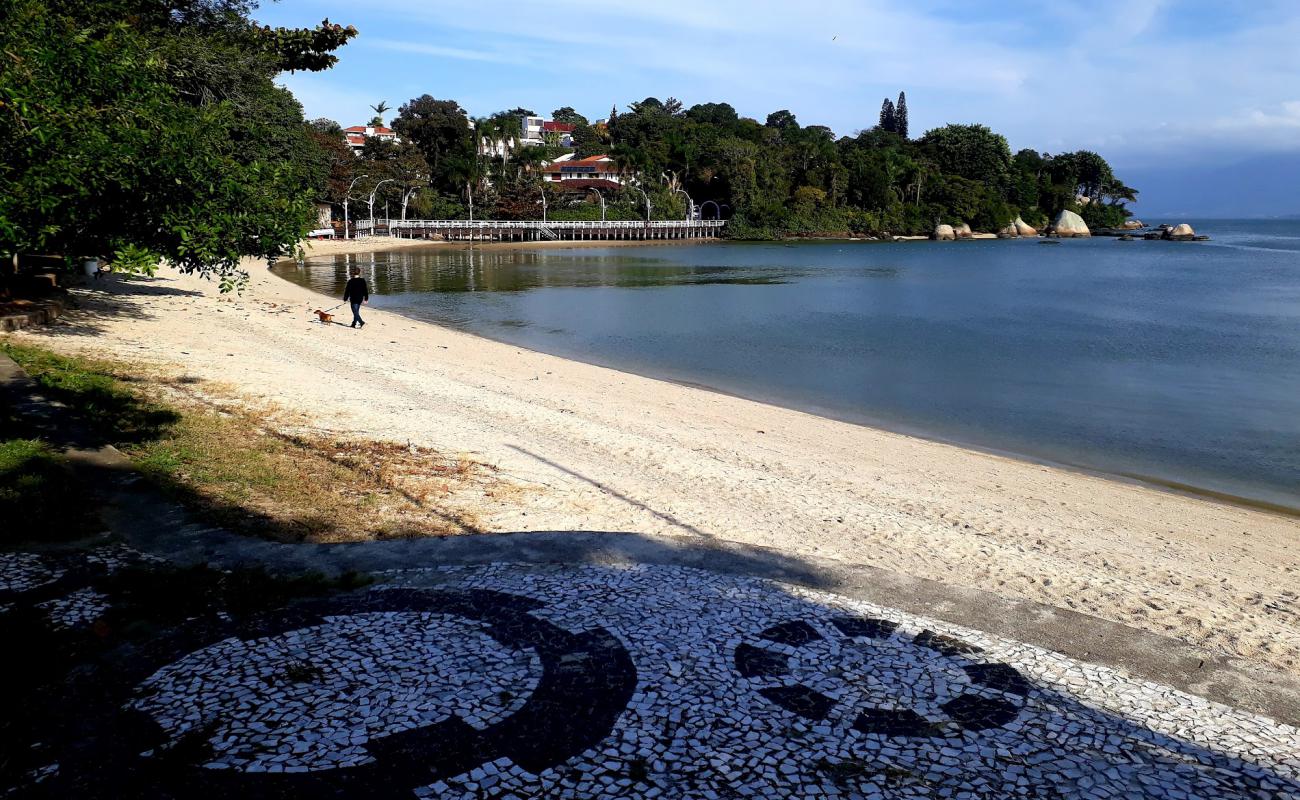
[366,39,527,65]
[281,0,1300,161]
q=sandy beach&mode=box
[10,236,1299,676]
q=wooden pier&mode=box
[357,219,726,242]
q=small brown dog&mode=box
[313,309,334,324]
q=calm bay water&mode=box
[275,220,1300,510]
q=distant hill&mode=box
[1122,152,1300,219]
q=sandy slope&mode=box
[11,237,1299,675]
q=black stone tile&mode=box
[851,707,939,737]
[941,695,1021,732]
[913,630,983,657]
[734,643,791,678]
[758,619,823,646]
[829,616,899,640]
[963,663,1031,697]
[758,685,836,721]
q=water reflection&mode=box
[281,248,797,295]
[273,233,1300,510]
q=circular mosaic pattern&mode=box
[736,618,1028,738]
[8,560,1299,799]
[133,611,544,771]
[126,587,636,795]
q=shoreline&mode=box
[291,237,1297,518]
[10,236,1299,677]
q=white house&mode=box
[343,124,399,155]
[542,153,626,187]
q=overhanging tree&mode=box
[0,0,357,290]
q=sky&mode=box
[257,1,1300,216]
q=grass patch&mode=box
[0,439,99,542]
[0,341,179,444]
[130,406,488,541]
[2,341,495,542]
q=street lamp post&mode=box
[342,174,369,240]
[367,178,395,234]
[586,188,606,222]
[662,172,694,220]
[633,186,652,222]
[670,188,695,220]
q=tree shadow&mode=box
[21,276,205,338]
[1,543,1297,799]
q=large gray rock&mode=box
[1123,219,1145,230]
[1163,223,1196,241]
[932,224,956,241]
[1014,216,1038,236]
[953,222,973,239]
[1051,210,1090,238]
[997,222,1019,238]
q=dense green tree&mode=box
[0,0,356,289]
[572,124,606,158]
[879,99,896,133]
[392,95,473,193]
[765,110,799,131]
[917,124,1011,188]
[316,89,1136,237]
[551,106,588,126]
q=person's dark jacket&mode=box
[343,277,369,303]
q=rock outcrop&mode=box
[1163,223,1196,241]
[1013,217,1038,236]
[954,222,973,239]
[1123,220,1145,230]
[1050,210,1090,238]
[932,224,956,241]
[997,222,1019,238]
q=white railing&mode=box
[387,219,725,230]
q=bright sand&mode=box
[12,236,1299,675]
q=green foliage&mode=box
[0,343,180,445]
[894,92,909,139]
[552,106,588,126]
[391,95,473,193]
[918,124,1012,188]
[367,87,1135,238]
[0,0,355,287]
[0,439,98,543]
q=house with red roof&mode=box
[522,116,575,147]
[542,153,625,188]
[343,124,399,154]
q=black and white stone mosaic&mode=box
[0,550,65,595]
[37,586,112,629]
[109,563,1299,799]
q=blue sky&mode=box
[259,1,1300,213]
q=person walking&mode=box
[343,267,369,329]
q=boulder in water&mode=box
[1123,219,1145,230]
[1013,216,1038,236]
[1163,223,1196,241]
[1050,209,1090,238]
[932,224,956,241]
[954,222,973,239]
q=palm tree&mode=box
[369,100,390,127]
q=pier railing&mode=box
[354,219,726,242]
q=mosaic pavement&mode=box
[3,552,1299,799]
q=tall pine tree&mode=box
[879,98,896,132]
[895,91,909,139]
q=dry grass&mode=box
[130,393,503,543]
[2,342,512,543]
